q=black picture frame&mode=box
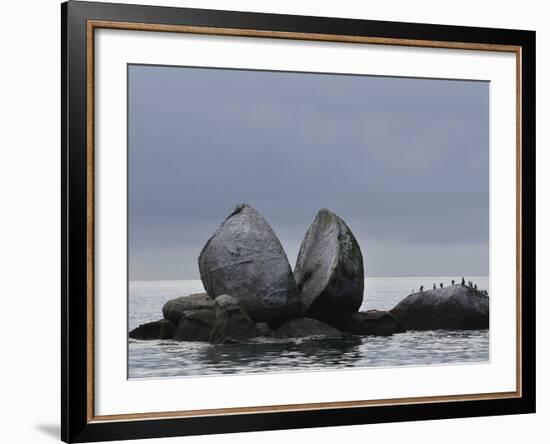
[62,1,536,442]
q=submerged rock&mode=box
[276,317,344,338]
[294,209,364,320]
[129,319,175,340]
[329,310,398,336]
[198,204,301,323]
[162,293,214,324]
[209,295,257,344]
[173,308,216,342]
[390,284,489,331]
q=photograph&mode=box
[127,64,490,379]
[58,1,536,441]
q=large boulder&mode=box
[390,284,489,331]
[276,317,344,338]
[129,319,175,340]
[329,310,398,336]
[209,295,258,344]
[162,293,214,324]
[198,204,301,323]
[173,309,216,341]
[294,209,364,320]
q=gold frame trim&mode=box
[86,20,523,423]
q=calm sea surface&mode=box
[129,276,489,379]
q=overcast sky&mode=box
[128,64,489,281]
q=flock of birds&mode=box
[416,277,488,295]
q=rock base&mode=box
[174,309,216,342]
[210,295,258,344]
[276,317,345,338]
[129,319,175,340]
[328,310,398,336]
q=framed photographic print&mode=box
[61,1,536,442]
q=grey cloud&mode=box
[128,65,488,280]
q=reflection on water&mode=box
[199,336,362,372]
[128,277,489,379]
[128,330,489,379]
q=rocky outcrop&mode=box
[136,205,490,348]
[294,209,364,320]
[173,309,216,342]
[390,284,489,331]
[129,319,175,340]
[276,317,344,338]
[162,293,214,324]
[199,204,301,323]
[209,295,257,344]
[329,310,398,336]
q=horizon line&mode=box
[129,275,490,283]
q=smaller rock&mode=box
[390,284,489,331]
[129,319,175,340]
[173,309,216,342]
[162,293,214,324]
[276,317,344,338]
[329,310,398,336]
[210,295,257,344]
[254,322,277,338]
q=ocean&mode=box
[128,276,489,378]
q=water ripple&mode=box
[129,330,489,378]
